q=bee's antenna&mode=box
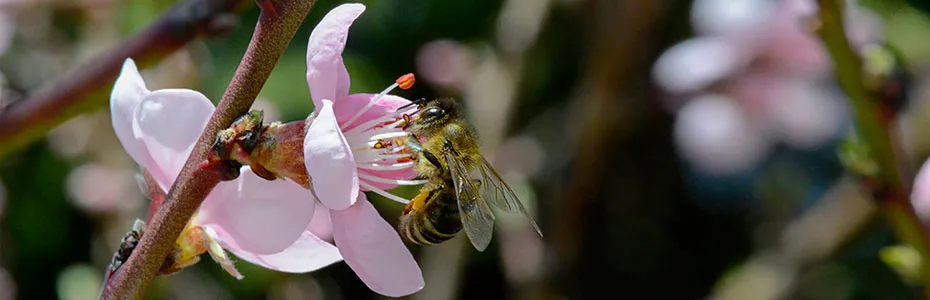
[396,103,416,111]
[396,97,427,111]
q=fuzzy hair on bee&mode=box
[398,97,542,251]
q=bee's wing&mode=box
[445,151,496,251]
[475,156,543,238]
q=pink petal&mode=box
[913,159,930,223]
[760,1,831,77]
[335,93,412,131]
[133,89,215,188]
[230,230,343,273]
[308,206,334,242]
[653,37,749,94]
[690,0,772,36]
[197,177,239,216]
[110,59,153,173]
[306,3,365,108]
[331,196,424,297]
[304,100,358,210]
[194,167,315,255]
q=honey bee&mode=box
[397,98,542,251]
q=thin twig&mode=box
[815,0,930,294]
[0,0,249,159]
[99,0,316,298]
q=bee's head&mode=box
[406,98,463,134]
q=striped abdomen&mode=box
[399,187,463,246]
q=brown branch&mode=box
[99,0,317,297]
[552,0,670,288]
[0,0,249,159]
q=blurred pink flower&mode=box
[765,78,848,149]
[913,159,930,222]
[0,267,13,300]
[656,0,883,94]
[65,163,140,214]
[652,36,750,95]
[674,94,770,175]
[654,0,880,175]
[109,59,339,275]
[302,3,424,296]
[690,0,774,37]
[415,39,475,89]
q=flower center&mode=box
[339,74,425,204]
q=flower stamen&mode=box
[357,161,416,171]
[359,173,428,185]
[342,73,417,128]
[357,153,415,163]
[368,131,409,141]
[359,181,411,204]
[346,107,415,136]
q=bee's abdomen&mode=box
[398,193,462,246]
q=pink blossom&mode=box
[653,0,882,175]
[109,59,340,275]
[674,94,771,175]
[301,3,424,297]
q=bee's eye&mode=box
[423,107,445,119]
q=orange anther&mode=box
[374,142,385,149]
[396,73,415,90]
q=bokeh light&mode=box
[66,163,140,215]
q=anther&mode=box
[396,73,415,90]
[402,114,411,129]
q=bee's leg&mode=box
[404,185,434,215]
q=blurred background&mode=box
[4,0,930,299]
